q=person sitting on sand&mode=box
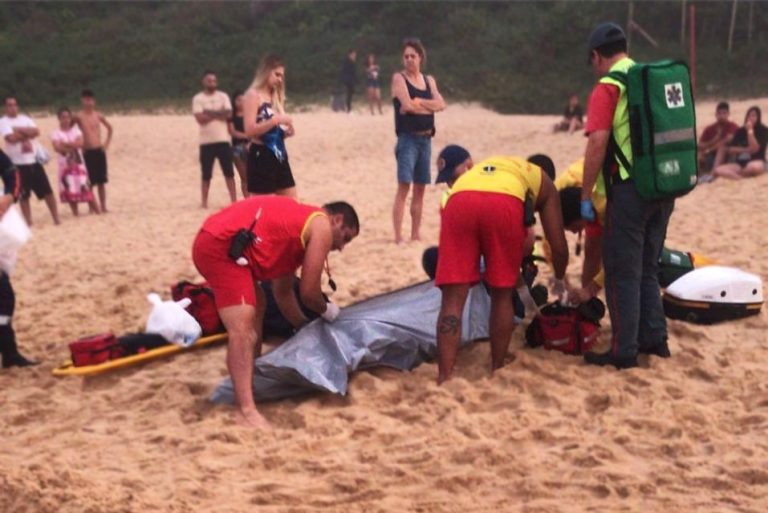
[553,94,584,134]
[192,195,359,429]
[711,106,768,181]
[434,154,568,383]
[697,101,738,174]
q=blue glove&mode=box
[580,199,595,222]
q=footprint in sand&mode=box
[589,484,611,498]
[684,366,719,382]
[668,322,704,340]
[665,385,685,400]
[185,382,208,396]
[584,393,611,415]
[732,468,768,485]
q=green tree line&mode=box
[0,1,766,114]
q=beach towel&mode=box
[60,163,94,203]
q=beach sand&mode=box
[1,100,767,512]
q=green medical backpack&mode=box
[657,247,694,288]
[608,60,698,200]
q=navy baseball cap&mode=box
[436,144,471,184]
[587,22,626,62]
[527,154,556,181]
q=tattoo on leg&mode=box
[439,315,460,335]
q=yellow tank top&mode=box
[449,156,543,202]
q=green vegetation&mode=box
[0,1,766,114]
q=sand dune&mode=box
[1,99,767,512]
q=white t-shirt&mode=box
[50,125,84,171]
[192,91,232,145]
[0,114,38,165]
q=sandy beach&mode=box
[1,99,767,512]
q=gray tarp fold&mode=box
[211,281,491,403]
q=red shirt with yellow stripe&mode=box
[201,196,325,280]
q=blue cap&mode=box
[587,22,626,60]
[436,144,471,184]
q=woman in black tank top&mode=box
[390,39,445,244]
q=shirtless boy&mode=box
[76,89,113,213]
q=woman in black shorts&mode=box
[242,55,296,197]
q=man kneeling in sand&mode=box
[192,196,359,429]
[434,153,569,383]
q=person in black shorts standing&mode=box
[192,71,236,208]
[0,96,60,226]
[242,55,297,197]
[0,149,39,368]
[76,89,113,213]
[227,91,249,197]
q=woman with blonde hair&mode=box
[243,54,296,197]
[391,39,445,244]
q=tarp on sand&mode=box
[211,281,490,403]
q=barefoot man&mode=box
[435,155,569,383]
[76,89,113,213]
[192,196,359,429]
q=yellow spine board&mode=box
[52,333,228,377]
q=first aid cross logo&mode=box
[665,83,684,109]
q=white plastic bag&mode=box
[0,249,18,275]
[0,205,31,252]
[34,142,51,165]
[145,293,202,347]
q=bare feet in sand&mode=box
[235,408,272,430]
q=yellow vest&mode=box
[449,156,543,203]
[599,57,635,180]
[554,158,607,226]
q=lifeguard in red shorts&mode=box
[192,195,359,429]
[434,155,569,383]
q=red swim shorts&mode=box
[435,191,525,288]
[192,230,259,309]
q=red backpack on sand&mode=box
[69,333,124,367]
[171,281,223,335]
[525,302,601,355]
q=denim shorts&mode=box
[395,133,432,184]
[232,143,248,161]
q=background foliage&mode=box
[1,1,766,113]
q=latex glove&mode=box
[516,285,540,316]
[551,278,569,304]
[321,301,340,322]
[580,199,595,222]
